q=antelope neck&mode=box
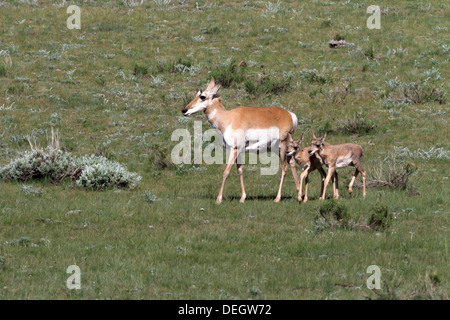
[204,100,226,123]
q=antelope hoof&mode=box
[216,197,222,204]
[239,194,246,203]
[274,197,281,203]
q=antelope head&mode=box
[182,77,221,116]
[308,131,327,155]
[286,133,304,157]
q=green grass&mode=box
[0,0,449,300]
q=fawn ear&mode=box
[296,133,304,147]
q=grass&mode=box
[0,0,449,300]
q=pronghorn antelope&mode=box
[308,132,366,199]
[287,134,336,202]
[182,78,300,204]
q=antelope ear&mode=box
[297,133,304,146]
[320,132,327,143]
[210,84,221,96]
[311,131,317,139]
[205,77,216,92]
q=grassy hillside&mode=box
[0,0,448,299]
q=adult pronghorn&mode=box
[182,78,300,204]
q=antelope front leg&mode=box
[289,156,300,193]
[236,162,246,203]
[216,148,238,204]
[333,171,339,199]
[274,143,288,202]
[320,166,336,200]
[348,168,359,194]
[318,167,326,198]
[274,158,288,202]
[298,170,308,202]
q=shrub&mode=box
[334,33,346,41]
[210,58,245,88]
[148,143,172,170]
[332,113,377,136]
[265,1,284,15]
[203,25,221,35]
[0,146,73,182]
[75,155,141,190]
[394,146,449,160]
[321,18,332,28]
[315,199,351,231]
[367,157,417,190]
[368,205,392,231]
[299,68,332,84]
[364,46,376,59]
[133,62,148,76]
[0,144,141,190]
[0,64,6,77]
[244,74,293,95]
[382,78,446,105]
[21,185,43,196]
[153,58,195,75]
[142,190,157,203]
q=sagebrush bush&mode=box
[0,147,73,182]
[21,185,43,196]
[369,158,417,190]
[383,77,446,105]
[142,190,157,203]
[0,146,141,190]
[75,154,141,190]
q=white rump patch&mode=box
[288,111,298,131]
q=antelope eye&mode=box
[200,95,206,101]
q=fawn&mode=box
[308,132,366,199]
[287,134,337,202]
